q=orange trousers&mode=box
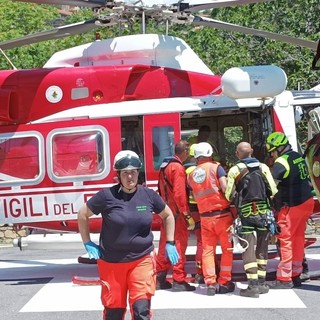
[156,213,189,282]
[200,213,233,286]
[276,197,314,281]
[190,210,203,275]
[97,253,156,319]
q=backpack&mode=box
[158,157,181,200]
[234,162,272,208]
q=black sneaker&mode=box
[172,281,196,292]
[292,276,302,287]
[271,280,293,289]
[218,281,235,294]
[194,274,205,284]
[258,283,270,294]
[207,284,216,296]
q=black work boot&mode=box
[172,280,196,292]
[218,281,235,294]
[156,271,172,290]
[240,280,259,298]
[207,284,216,296]
[194,273,205,284]
[258,278,270,294]
[292,276,302,287]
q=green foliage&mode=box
[0,0,319,91]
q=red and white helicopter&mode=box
[0,0,320,249]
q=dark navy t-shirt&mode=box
[87,184,165,262]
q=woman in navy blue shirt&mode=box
[78,150,179,320]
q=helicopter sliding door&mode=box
[143,113,181,187]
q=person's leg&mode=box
[128,254,156,320]
[256,228,270,294]
[290,198,314,286]
[216,214,234,294]
[155,222,171,289]
[238,229,259,298]
[201,216,218,295]
[275,206,293,284]
[171,214,195,291]
[97,259,128,320]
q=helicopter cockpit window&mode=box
[223,126,244,167]
[152,126,174,170]
[49,128,108,181]
[0,134,44,186]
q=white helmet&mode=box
[113,150,142,171]
[194,142,213,158]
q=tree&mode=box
[0,0,319,90]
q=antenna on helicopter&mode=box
[0,47,17,70]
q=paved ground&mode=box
[1,234,320,320]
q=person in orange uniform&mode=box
[266,132,314,289]
[187,142,234,296]
[78,150,179,320]
[156,140,196,292]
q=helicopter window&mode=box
[152,126,174,170]
[223,126,244,167]
[50,129,107,180]
[0,134,44,185]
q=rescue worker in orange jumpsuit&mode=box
[78,150,179,320]
[184,144,204,284]
[156,140,196,292]
[266,132,314,289]
[187,142,235,296]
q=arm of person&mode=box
[158,204,175,242]
[271,158,288,184]
[262,164,278,196]
[224,165,240,201]
[78,203,94,243]
[170,164,190,215]
[217,164,228,193]
[159,204,179,265]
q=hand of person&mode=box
[184,214,195,230]
[84,240,101,259]
[165,242,179,265]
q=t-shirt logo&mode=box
[192,167,206,184]
[136,205,147,212]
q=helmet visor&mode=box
[114,157,142,171]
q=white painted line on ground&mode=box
[19,280,306,312]
[2,253,319,312]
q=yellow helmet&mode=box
[266,132,289,152]
[189,144,197,157]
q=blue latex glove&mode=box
[84,240,100,259]
[165,243,179,265]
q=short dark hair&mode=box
[175,140,189,155]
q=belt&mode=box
[201,208,230,217]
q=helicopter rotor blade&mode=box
[0,19,99,50]
[188,0,275,12]
[12,0,107,8]
[192,16,318,51]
